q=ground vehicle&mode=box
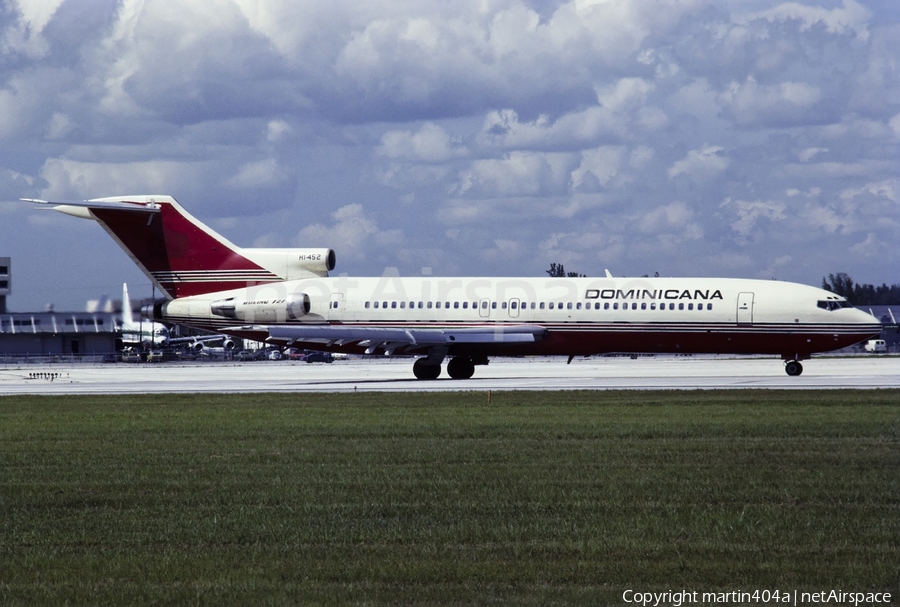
[304,351,334,363]
[864,339,887,353]
[235,350,258,361]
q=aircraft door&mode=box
[479,298,491,318]
[508,298,520,318]
[736,292,754,324]
[329,293,344,322]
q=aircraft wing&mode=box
[243,324,546,354]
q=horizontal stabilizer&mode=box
[22,197,164,213]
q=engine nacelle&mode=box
[242,248,336,280]
[141,301,167,322]
[286,292,311,320]
[210,298,237,319]
[210,293,313,322]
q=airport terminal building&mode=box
[0,311,118,357]
[0,258,118,357]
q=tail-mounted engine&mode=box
[210,292,313,322]
[243,248,336,280]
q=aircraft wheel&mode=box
[447,356,475,380]
[413,358,441,380]
[784,360,803,377]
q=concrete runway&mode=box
[1,355,896,394]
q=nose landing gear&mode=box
[784,360,803,376]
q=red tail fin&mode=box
[56,196,278,298]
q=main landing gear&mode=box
[412,356,478,380]
[447,356,476,380]
[784,360,804,376]
[413,358,441,380]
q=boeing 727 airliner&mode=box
[25,195,882,379]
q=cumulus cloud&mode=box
[720,77,823,126]
[722,198,788,238]
[480,78,666,149]
[2,0,899,309]
[225,158,288,188]
[737,0,871,41]
[668,146,730,180]
[295,203,402,262]
[378,123,468,162]
[456,152,573,198]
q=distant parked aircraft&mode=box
[119,283,169,348]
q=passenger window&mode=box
[436,302,441,309]
[650,303,656,310]
[482,301,488,309]
[374,301,379,309]
[669,303,675,310]
[454,302,459,309]
[445,302,450,309]
[641,303,647,310]
[462,302,468,309]
[604,302,609,310]
[540,302,545,309]
[567,302,573,310]
[631,303,637,310]
[502,302,507,309]
[678,303,684,310]
[427,302,432,309]
[383,301,388,309]
[576,302,582,310]
[707,303,712,310]
[511,301,517,309]
[687,303,693,310]
[549,302,554,310]
[365,302,370,309]
[492,302,497,309]
[400,302,406,309]
[531,302,536,309]
[418,302,424,309]
[613,303,618,310]
[392,301,397,309]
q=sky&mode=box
[0,0,897,311]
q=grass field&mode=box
[1,390,898,606]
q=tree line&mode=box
[821,273,900,305]
[546,264,899,306]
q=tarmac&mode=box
[1,355,897,394]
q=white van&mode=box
[864,339,887,353]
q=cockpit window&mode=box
[817,300,852,311]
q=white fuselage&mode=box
[152,275,879,359]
